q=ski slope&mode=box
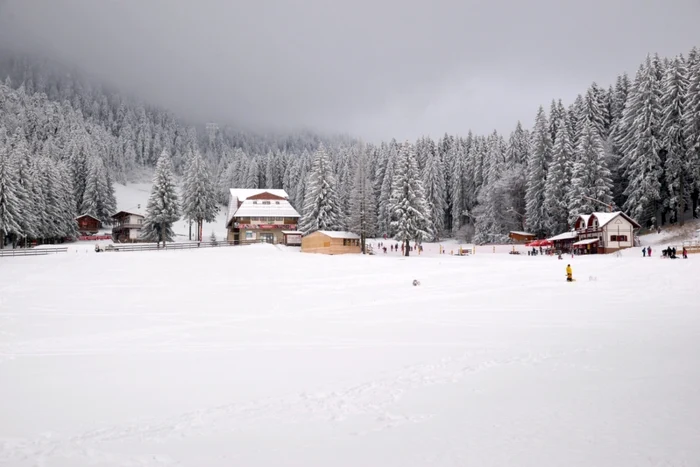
[1,246,699,466]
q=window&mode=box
[253,201,258,204]
[251,217,260,222]
[611,235,628,242]
[275,201,280,205]
[245,231,256,240]
[275,217,283,222]
[137,218,143,224]
[262,201,271,205]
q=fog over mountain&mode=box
[1,0,698,140]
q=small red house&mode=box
[75,214,102,235]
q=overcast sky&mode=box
[1,0,698,141]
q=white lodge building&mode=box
[571,211,641,254]
[225,189,301,245]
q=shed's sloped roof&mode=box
[317,231,360,239]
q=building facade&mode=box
[76,214,101,235]
[549,211,640,254]
[301,231,362,255]
[226,189,300,245]
[111,211,145,242]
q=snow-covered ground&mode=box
[1,246,699,466]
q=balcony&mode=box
[113,223,143,231]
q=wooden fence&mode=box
[104,241,239,252]
[0,247,69,257]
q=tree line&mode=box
[1,47,700,250]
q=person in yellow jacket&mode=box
[566,264,573,282]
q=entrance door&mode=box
[260,233,274,244]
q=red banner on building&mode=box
[233,224,297,230]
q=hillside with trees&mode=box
[1,47,699,248]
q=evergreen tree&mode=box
[377,141,397,235]
[621,56,664,226]
[209,230,217,246]
[141,150,181,247]
[683,48,700,220]
[348,146,378,252]
[422,144,446,240]
[525,106,552,236]
[390,142,431,255]
[9,128,37,241]
[245,158,260,189]
[0,132,23,247]
[182,149,219,241]
[660,55,689,224]
[544,119,573,234]
[568,120,615,223]
[80,156,116,225]
[298,144,342,234]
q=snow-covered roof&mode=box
[577,214,591,225]
[112,210,145,219]
[233,199,300,218]
[229,188,289,201]
[573,238,600,246]
[227,188,294,224]
[317,231,360,239]
[75,214,101,221]
[548,231,578,241]
[590,211,641,229]
[282,230,302,235]
[509,231,535,236]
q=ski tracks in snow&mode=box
[0,345,595,467]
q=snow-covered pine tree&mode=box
[450,140,466,236]
[390,141,431,256]
[141,150,181,247]
[245,158,260,189]
[544,118,574,234]
[348,146,378,252]
[294,151,310,216]
[0,131,23,248]
[377,141,398,236]
[80,155,116,226]
[298,144,342,234]
[683,47,700,219]
[621,56,664,226]
[569,94,584,149]
[582,83,608,139]
[9,128,37,242]
[525,106,552,237]
[661,55,689,224]
[421,143,446,240]
[182,148,219,241]
[568,120,615,224]
[209,230,217,246]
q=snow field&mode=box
[1,245,699,466]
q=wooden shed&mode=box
[508,231,536,244]
[301,231,361,255]
[75,214,102,235]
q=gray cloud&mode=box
[1,0,698,141]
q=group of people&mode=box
[643,245,689,259]
[369,241,423,255]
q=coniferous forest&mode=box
[1,47,700,248]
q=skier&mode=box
[566,264,573,282]
[647,246,652,257]
[643,247,646,257]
